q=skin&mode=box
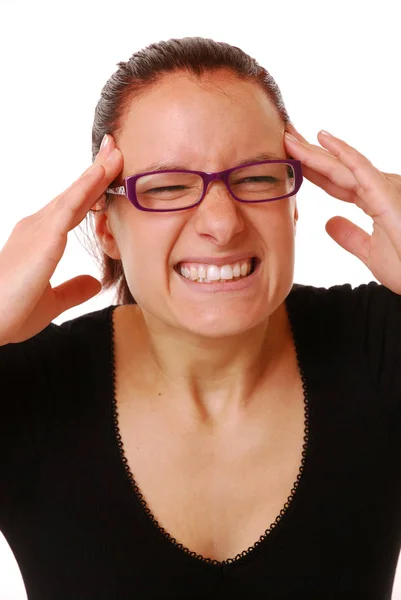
[94,71,299,424]
[284,125,401,295]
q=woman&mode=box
[1,37,400,599]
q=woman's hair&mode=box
[80,36,292,305]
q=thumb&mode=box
[53,275,102,315]
[325,216,371,265]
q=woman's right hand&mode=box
[0,134,123,345]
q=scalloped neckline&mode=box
[107,299,310,568]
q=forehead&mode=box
[116,71,285,173]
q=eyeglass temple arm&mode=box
[104,185,125,196]
[105,186,126,195]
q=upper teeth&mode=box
[179,260,253,282]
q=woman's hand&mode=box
[0,134,123,345]
[284,124,401,295]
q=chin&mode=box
[173,305,269,339]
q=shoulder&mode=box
[286,280,400,323]
[286,281,401,395]
[286,279,401,343]
[57,304,118,339]
[0,304,118,374]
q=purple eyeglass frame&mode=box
[105,159,303,213]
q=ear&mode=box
[92,199,121,260]
[292,199,298,235]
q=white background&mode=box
[0,0,400,597]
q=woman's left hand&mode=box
[284,124,401,295]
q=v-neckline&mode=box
[106,285,312,568]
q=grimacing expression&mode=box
[95,71,298,338]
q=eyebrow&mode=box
[134,152,283,174]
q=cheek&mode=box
[251,204,296,284]
[272,212,296,248]
[252,201,296,247]
[117,218,179,303]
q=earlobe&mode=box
[92,209,122,260]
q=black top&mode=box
[1,281,401,600]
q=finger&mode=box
[285,133,359,191]
[53,275,102,316]
[285,124,331,157]
[382,172,401,181]
[79,134,116,179]
[325,216,371,264]
[317,131,391,216]
[285,123,310,145]
[53,148,123,232]
[71,149,123,220]
[52,134,117,207]
[289,126,399,188]
[301,164,356,203]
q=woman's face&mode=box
[95,71,298,338]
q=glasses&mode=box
[105,159,303,212]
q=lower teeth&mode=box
[186,274,250,284]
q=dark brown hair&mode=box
[80,36,291,305]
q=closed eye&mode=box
[236,176,279,183]
[145,185,190,194]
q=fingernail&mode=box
[105,148,119,164]
[285,132,299,143]
[319,130,332,137]
[100,134,109,150]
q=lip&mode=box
[174,259,261,293]
[175,252,259,268]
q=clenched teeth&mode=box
[178,259,254,283]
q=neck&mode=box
[127,302,292,427]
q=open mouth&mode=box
[175,257,259,284]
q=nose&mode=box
[192,180,245,245]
